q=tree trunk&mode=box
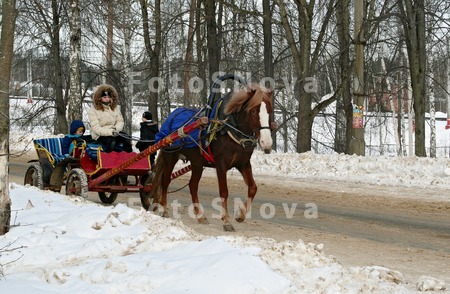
[184,0,196,107]
[335,0,352,154]
[196,0,207,105]
[277,1,308,152]
[120,0,133,134]
[296,85,314,152]
[205,0,220,82]
[399,0,427,157]
[68,0,83,122]
[381,55,400,155]
[350,0,366,156]
[52,0,68,134]
[398,32,406,156]
[0,0,17,235]
[428,57,436,158]
[140,0,161,123]
[277,0,336,153]
[106,0,114,84]
[263,0,276,151]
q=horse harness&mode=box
[163,96,267,165]
[198,98,263,164]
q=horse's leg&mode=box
[189,164,208,224]
[235,163,257,223]
[158,153,178,218]
[216,168,235,231]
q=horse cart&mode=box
[24,117,208,207]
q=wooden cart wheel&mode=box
[65,168,88,198]
[24,162,44,189]
[139,172,155,210]
[98,192,118,204]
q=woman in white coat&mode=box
[87,84,132,153]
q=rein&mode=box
[220,119,258,148]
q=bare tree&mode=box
[140,0,161,123]
[263,0,276,151]
[196,0,207,105]
[50,0,68,134]
[117,0,136,134]
[428,56,436,157]
[0,0,17,235]
[276,0,337,153]
[398,0,427,156]
[105,0,114,84]
[183,0,196,106]
[205,0,221,82]
[351,0,366,155]
[335,0,352,154]
[68,0,83,122]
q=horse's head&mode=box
[225,84,275,153]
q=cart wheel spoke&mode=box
[65,168,88,198]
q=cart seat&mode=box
[34,138,66,165]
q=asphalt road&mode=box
[8,156,450,284]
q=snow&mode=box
[251,151,450,194]
[0,185,433,294]
[1,134,450,293]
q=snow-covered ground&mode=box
[0,182,446,294]
[1,132,449,293]
[251,151,450,198]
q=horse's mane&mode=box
[224,84,272,115]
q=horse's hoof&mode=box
[162,211,170,218]
[223,224,235,232]
[235,209,246,223]
[141,198,151,211]
[235,216,245,223]
[197,217,209,224]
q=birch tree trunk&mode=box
[0,0,17,235]
[407,72,414,156]
[398,32,406,156]
[68,0,83,122]
[398,70,406,156]
[428,57,436,158]
[376,106,385,155]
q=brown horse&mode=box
[150,83,274,231]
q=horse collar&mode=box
[209,97,258,148]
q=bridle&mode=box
[222,102,275,148]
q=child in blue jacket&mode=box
[62,120,85,156]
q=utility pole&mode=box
[350,0,366,155]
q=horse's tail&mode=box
[150,151,165,204]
